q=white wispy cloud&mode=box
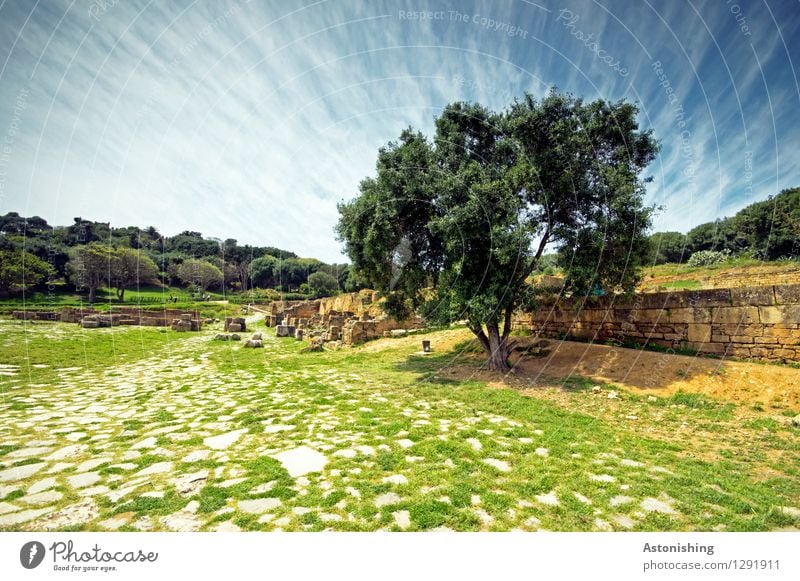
[0,0,797,261]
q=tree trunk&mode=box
[88,285,97,303]
[117,287,125,302]
[474,321,512,373]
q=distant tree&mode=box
[251,255,279,288]
[734,187,800,259]
[109,247,158,302]
[308,271,339,297]
[0,249,54,294]
[176,259,223,292]
[648,231,689,264]
[338,91,658,371]
[66,243,115,303]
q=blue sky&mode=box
[0,0,797,262]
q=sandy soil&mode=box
[361,329,800,411]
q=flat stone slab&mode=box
[382,474,408,485]
[374,492,402,507]
[131,437,157,450]
[38,499,98,530]
[778,506,800,519]
[67,472,101,488]
[173,471,208,495]
[393,510,411,529]
[535,491,559,506]
[238,498,281,514]
[46,444,87,460]
[6,446,51,459]
[0,462,46,483]
[21,490,63,505]
[136,462,173,476]
[641,497,677,514]
[0,507,52,527]
[77,458,110,472]
[161,512,201,532]
[333,449,357,459]
[590,474,616,483]
[28,477,57,494]
[204,429,247,451]
[610,495,634,507]
[466,438,482,451]
[270,447,328,477]
[396,439,414,449]
[263,424,295,434]
[483,458,511,472]
[0,501,19,514]
[183,450,211,463]
[535,448,549,457]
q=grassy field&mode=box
[0,284,227,308]
[0,317,798,532]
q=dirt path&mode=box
[509,339,800,411]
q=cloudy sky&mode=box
[0,0,797,262]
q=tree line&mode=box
[648,187,799,265]
[0,214,361,300]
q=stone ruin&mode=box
[12,306,203,331]
[171,313,201,332]
[213,331,262,347]
[264,289,425,350]
[224,317,247,333]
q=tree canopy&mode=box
[337,91,659,371]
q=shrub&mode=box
[687,249,731,267]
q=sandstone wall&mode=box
[513,284,800,362]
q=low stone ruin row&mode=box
[265,289,425,349]
[11,307,203,331]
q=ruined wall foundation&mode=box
[513,284,800,362]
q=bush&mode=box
[687,249,731,267]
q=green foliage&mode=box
[0,249,54,293]
[337,90,659,370]
[176,259,224,291]
[648,231,689,265]
[687,249,731,267]
[307,270,339,297]
[662,187,800,261]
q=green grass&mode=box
[0,320,797,532]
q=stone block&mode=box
[711,306,760,325]
[687,323,711,343]
[730,286,775,306]
[774,284,800,305]
[759,305,800,324]
[728,346,751,358]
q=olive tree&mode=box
[337,91,659,372]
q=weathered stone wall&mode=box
[13,306,201,328]
[513,284,800,362]
[265,289,424,346]
[705,266,800,289]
